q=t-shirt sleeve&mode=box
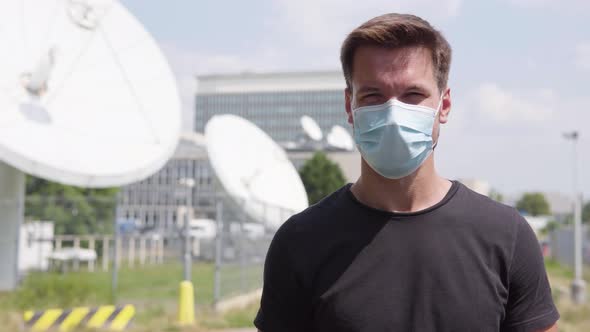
[501,215,560,332]
[253,222,313,332]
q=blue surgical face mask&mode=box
[352,96,442,179]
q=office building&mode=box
[117,132,215,232]
[195,71,348,143]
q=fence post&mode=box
[73,237,80,271]
[150,237,158,264]
[239,213,246,294]
[128,236,135,268]
[102,236,109,272]
[115,236,122,267]
[89,237,95,272]
[214,200,223,306]
[139,237,146,266]
[55,236,62,251]
[158,237,164,264]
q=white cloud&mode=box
[453,82,590,134]
[439,84,555,134]
[524,57,537,70]
[575,42,590,71]
[160,44,283,130]
[153,0,465,129]
[439,85,590,198]
[161,44,267,76]
[506,0,554,5]
[474,83,553,124]
[506,0,590,8]
[271,0,461,51]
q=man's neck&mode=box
[350,155,452,213]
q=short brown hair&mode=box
[340,13,452,92]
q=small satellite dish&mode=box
[205,115,308,229]
[0,0,181,187]
[0,0,180,290]
[327,125,355,151]
[300,115,323,141]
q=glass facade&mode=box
[118,138,215,233]
[195,90,349,143]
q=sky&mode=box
[120,0,590,199]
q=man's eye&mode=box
[401,92,426,104]
[362,94,380,101]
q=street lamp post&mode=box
[177,177,195,325]
[178,178,195,281]
[563,131,585,304]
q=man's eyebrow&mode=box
[405,84,429,92]
[356,86,380,94]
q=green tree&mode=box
[299,152,346,205]
[540,220,560,236]
[25,176,118,235]
[583,201,590,223]
[489,189,504,203]
[516,192,551,216]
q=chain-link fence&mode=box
[212,195,297,306]
[550,226,590,267]
[7,188,299,310]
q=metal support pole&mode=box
[572,193,586,303]
[0,163,24,291]
[239,212,246,293]
[128,237,135,268]
[102,236,109,272]
[214,200,223,306]
[149,237,156,264]
[178,178,195,325]
[565,131,586,304]
[183,200,191,281]
[139,237,146,265]
[111,195,120,303]
[73,237,80,271]
[89,237,95,272]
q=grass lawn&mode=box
[0,263,259,331]
[0,264,216,310]
[544,259,590,332]
[1,259,589,331]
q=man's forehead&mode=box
[351,46,435,92]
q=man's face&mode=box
[345,46,451,141]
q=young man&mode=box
[254,13,559,332]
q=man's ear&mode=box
[345,88,353,124]
[439,88,451,124]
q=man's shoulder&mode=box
[274,184,353,241]
[455,182,521,220]
[452,182,525,236]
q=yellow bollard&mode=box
[178,281,195,325]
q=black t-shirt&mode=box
[254,181,559,332]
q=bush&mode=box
[299,152,346,205]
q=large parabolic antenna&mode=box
[0,0,181,290]
[0,0,181,187]
[205,115,308,229]
[300,115,323,142]
[327,125,354,151]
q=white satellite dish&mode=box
[300,115,323,141]
[0,0,181,290]
[205,115,308,229]
[0,0,181,187]
[327,125,355,151]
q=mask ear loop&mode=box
[432,91,445,150]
